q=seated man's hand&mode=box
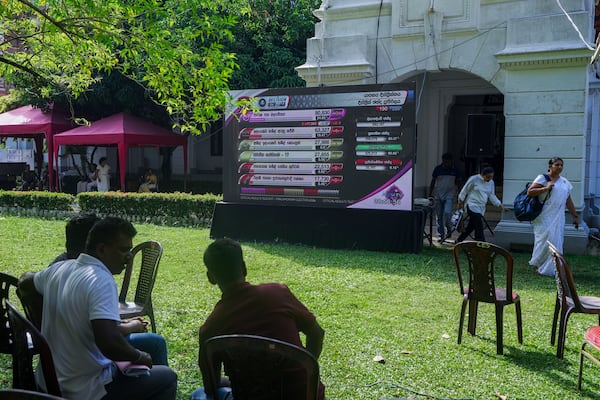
[120,317,149,334]
[135,350,153,368]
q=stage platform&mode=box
[210,202,425,253]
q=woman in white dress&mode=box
[528,157,579,276]
[96,157,111,192]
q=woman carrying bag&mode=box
[455,166,508,243]
[528,157,579,276]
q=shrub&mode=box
[160,179,222,195]
[0,190,75,210]
[0,190,222,227]
[77,191,222,226]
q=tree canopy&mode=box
[225,0,321,89]
[0,0,237,135]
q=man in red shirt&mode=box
[191,238,325,400]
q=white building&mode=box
[296,0,599,253]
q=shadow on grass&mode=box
[505,345,600,399]
[244,240,584,293]
[457,332,600,399]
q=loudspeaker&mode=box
[465,114,496,157]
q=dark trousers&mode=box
[457,206,485,242]
[103,365,177,400]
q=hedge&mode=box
[0,190,222,227]
[77,191,221,226]
[0,190,75,210]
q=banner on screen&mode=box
[223,84,416,210]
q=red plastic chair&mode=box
[0,272,19,355]
[453,241,523,355]
[5,301,61,397]
[0,389,65,399]
[201,334,321,400]
[578,326,600,391]
[548,242,600,359]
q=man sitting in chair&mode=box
[191,238,326,400]
[18,217,177,400]
[17,164,39,191]
[20,213,170,366]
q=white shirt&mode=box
[88,170,98,183]
[96,163,110,191]
[458,174,501,215]
[34,254,120,400]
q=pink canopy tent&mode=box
[0,105,73,191]
[52,112,188,192]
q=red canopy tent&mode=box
[52,112,188,192]
[0,105,73,191]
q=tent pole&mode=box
[184,142,188,192]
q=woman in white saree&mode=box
[528,157,579,276]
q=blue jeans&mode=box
[190,387,233,400]
[435,194,454,237]
[125,333,169,366]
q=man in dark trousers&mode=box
[191,238,325,400]
[429,152,462,242]
[19,217,176,400]
[20,213,169,366]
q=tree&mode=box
[224,0,320,89]
[0,0,238,135]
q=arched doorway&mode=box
[396,70,504,198]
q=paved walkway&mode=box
[423,213,500,247]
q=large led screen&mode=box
[223,83,416,210]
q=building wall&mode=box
[297,0,596,253]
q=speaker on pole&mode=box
[465,114,496,157]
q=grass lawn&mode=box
[1,215,600,399]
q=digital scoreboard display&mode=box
[223,84,416,210]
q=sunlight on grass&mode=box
[1,216,600,399]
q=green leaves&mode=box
[77,191,221,225]
[0,190,75,210]
[1,0,323,133]
[0,0,237,135]
[224,0,320,89]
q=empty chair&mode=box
[5,300,61,397]
[201,334,321,400]
[0,388,65,399]
[578,326,600,391]
[119,240,163,333]
[453,241,523,355]
[548,242,600,359]
[0,272,19,354]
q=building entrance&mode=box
[447,94,505,185]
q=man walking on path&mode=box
[429,153,462,242]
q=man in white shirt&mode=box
[21,217,176,400]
